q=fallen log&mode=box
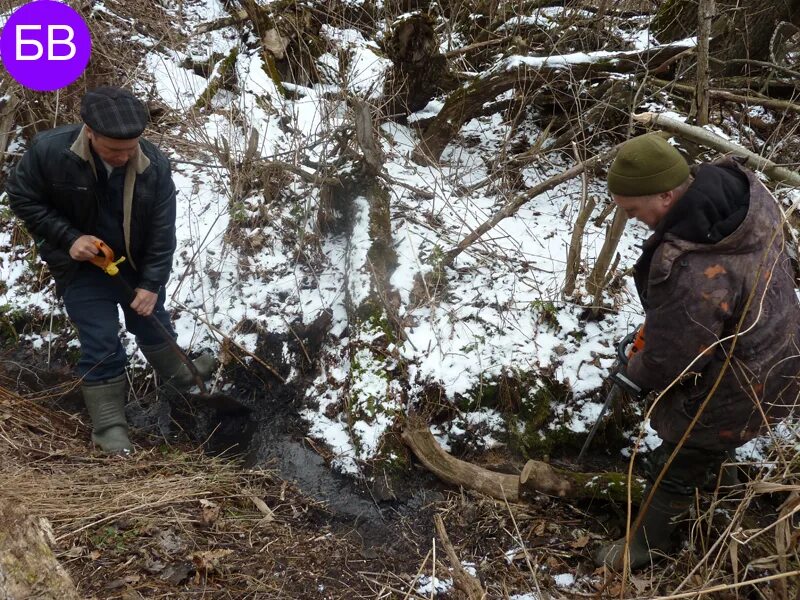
[519,460,643,503]
[402,427,520,501]
[650,78,800,116]
[0,498,80,600]
[412,42,693,164]
[402,427,644,503]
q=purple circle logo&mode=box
[0,1,91,92]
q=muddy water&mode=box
[194,392,425,546]
[244,419,388,532]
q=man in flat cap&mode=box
[6,86,213,455]
[594,133,800,569]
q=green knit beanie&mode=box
[607,133,690,196]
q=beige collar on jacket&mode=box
[69,125,151,270]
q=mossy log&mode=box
[0,498,80,600]
[238,0,323,87]
[193,48,239,111]
[520,460,643,503]
[402,427,643,503]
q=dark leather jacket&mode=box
[6,124,177,294]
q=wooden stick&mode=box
[651,78,800,116]
[434,515,486,600]
[441,144,623,268]
[443,36,511,59]
[651,569,800,600]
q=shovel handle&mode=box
[88,239,208,394]
[90,240,126,275]
[576,382,623,465]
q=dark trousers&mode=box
[63,265,175,383]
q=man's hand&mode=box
[69,235,102,261]
[131,288,157,316]
[610,365,646,400]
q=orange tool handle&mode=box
[628,324,645,359]
[89,240,126,276]
[617,324,645,365]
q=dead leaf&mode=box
[143,558,166,574]
[569,534,590,549]
[608,582,623,596]
[154,528,188,555]
[63,545,86,558]
[89,550,101,560]
[249,495,275,521]
[192,549,233,583]
[199,499,220,528]
[630,574,649,593]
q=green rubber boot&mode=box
[140,342,216,392]
[594,485,693,570]
[82,375,133,456]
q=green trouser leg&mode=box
[82,374,133,456]
[139,342,216,396]
[595,442,730,570]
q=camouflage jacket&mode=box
[627,158,800,449]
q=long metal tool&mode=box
[575,325,645,464]
[576,382,623,464]
[90,240,248,414]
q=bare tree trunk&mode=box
[653,0,800,75]
[695,0,715,125]
[0,498,80,600]
[0,82,18,168]
[586,207,627,302]
[563,179,596,297]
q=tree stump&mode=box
[382,13,457,118]
[0,498,80,600]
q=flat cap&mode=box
[607,133,690,196]
[80,86,148,139]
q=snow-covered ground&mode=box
[0,0,795,486]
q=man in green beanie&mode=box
[595,133,800,570]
